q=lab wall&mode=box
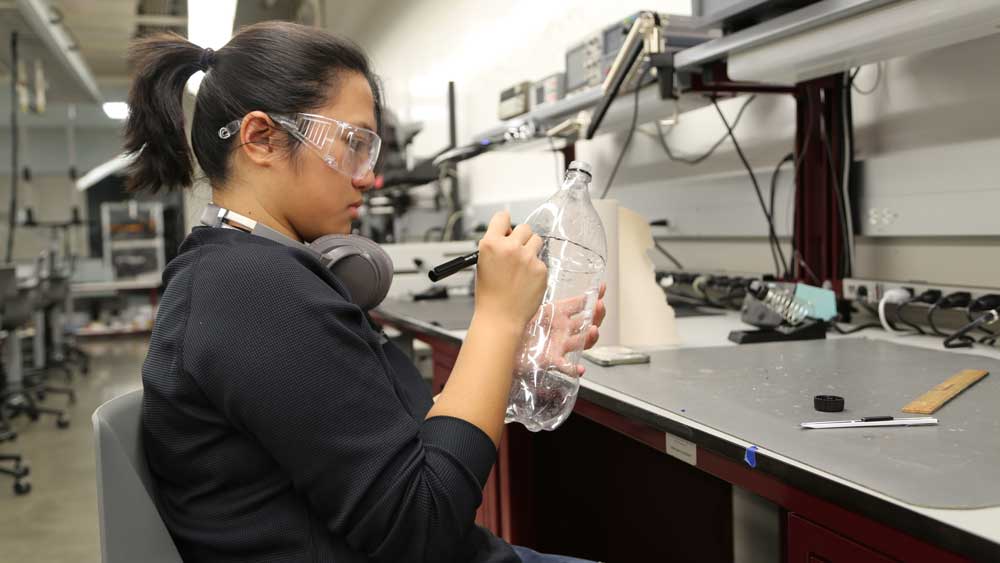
[345,1,1000,288]
[0,173,91,262]
[0,80,128,262]
[0,127,123,176]
[0,127,122,262]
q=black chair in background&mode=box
[24,267,78,406]
[2,265,71,430]
[0,265,31,494]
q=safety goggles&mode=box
[219,113,381,181]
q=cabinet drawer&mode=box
[788,513,896,563]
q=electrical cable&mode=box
[841,73,856,275]
[441,210,464,241]
[894,290,940,335]
[851,63,883,95]
[6,32,19,263]
[832,321,882,334]
[818,108,847,274]
[878,288,913,335]
[818,108,852,276]
[945,309,999,349]
[769,153,794,278]
[599,65,651,200]
[857,299,879,317]
[894,297,926,334]
[653,241,684,270]
[654,95,757,165]
[712,98,787,279]
[788,89,816,280]
[927,292,971,337]
[769,153,793,221]
[967,295,1000,336]
[722,284,746,310]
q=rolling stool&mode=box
[58,257,90,376]
[2,279,70,430]
[0,266,31,494]
[24,272,78,406]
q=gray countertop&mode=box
[373,297,1000,556]
[583,339,1000,510]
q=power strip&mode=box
[843,278,1000,304]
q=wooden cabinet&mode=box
[788,513,897,563]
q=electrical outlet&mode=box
[844,278,1000,304]
[866,207,899,227]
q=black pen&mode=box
[428,251,479,282]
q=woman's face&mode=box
[283,72,377,240]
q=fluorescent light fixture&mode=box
[102,101,129,120]
[728,0,1000,84]
[76,152,137,191]
[186,0,238,95]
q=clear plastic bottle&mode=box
[506,160,607,431]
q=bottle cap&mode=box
[567,160,592,178]
[814,395,845,413]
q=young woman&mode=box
[129,21,605,563]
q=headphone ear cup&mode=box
[310,235,393,310]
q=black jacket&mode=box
[141,227,518,562]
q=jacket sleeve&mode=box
[183,245,496,562]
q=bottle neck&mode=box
[562,171,593,200]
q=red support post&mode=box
[793,76,848,289]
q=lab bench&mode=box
[371,296,1000,562]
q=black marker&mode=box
[428,251,479,282]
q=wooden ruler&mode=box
[902,369,989,414]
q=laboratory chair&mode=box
[0,265,31,495]
[23,269,79,405]
[1,277,71,429]
[20,209,91,376]
[59,255,91,376]
[93,389,183,563]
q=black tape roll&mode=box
[814,395,845,413]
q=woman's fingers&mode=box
[485,211,512,239]
[592,298,607,328]
[526,233,544,256]
[584,325,600,349]
[510,223,534,245]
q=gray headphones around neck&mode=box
[199,204,393,310]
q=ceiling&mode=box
[59,0,187,77]
[0,0,382,126]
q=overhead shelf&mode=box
[677,0,1000,85]
[675,0,894,71]
[462,78,713,158]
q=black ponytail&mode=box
[123,21,383,193]
[123,34,203,193]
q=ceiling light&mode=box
[102,102,129,120]
[186,0,238,95]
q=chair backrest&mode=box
[2,285,35,330]
[93,389,183,563]
[0,266,15,300]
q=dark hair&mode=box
[123,21,383,193]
